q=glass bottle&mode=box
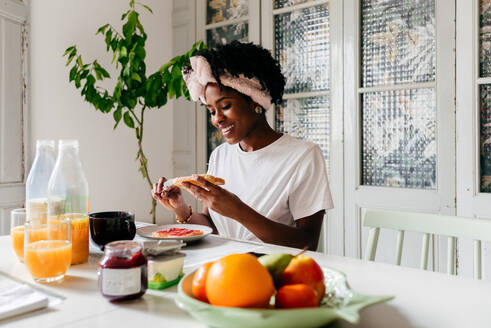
[48,140,89,264]
[26,140,56,223]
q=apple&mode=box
[277,254,325,302]
[275,284,319,309]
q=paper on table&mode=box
[183,236,263,269]
[0,273,64,321]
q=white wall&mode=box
[29,0,175,223]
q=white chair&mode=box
[363,209,491,279]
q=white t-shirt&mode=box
[206,134,333,243]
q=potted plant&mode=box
[63,1,205,223]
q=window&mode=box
[194,0,455,266]
[0,0,28,235]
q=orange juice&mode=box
[50,213,89,264]
[24,240,72,280]
[13,226,50,260]
[26,227,48,243]
[11,226,24,260]
[71,215,89,264]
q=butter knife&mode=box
[162,178,176,190]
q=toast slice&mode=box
[173,174,225,190]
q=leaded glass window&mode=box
[205,0,250,160]
[360,0,436,189]
[273,1,331,171]
[480,1,491,192]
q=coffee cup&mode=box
[89,211,136,250]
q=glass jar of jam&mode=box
[99,240,147,301]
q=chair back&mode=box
[363,209,491,279]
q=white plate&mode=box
[136,224,212,242]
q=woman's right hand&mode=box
[152,177,189,216]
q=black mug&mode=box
[89,211,136,250]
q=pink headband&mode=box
[182,56,272,110]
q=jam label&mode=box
[102,267,141,296]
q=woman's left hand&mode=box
[182,175,245,218]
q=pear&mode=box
[258,253,293,282]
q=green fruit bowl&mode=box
[175,267,393,328]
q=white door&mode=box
[0,0,28,235]
[456,0,491,279]
[344,0,456,270]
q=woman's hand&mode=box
[151,177,190,218]
[182,175,245,219]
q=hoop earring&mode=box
[254,106,263,114]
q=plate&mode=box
[136,224,212,242]
[175,267,393,328]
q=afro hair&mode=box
[194,41,286,106]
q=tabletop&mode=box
[1,233,491,328]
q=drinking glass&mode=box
[24,219,72,283]
[10,208,26,261]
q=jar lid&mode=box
[104,240,142,259]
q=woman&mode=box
[152,41,333,250]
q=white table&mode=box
[1,233,491,328]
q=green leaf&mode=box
[135,46,145,60]
[99,67,110,78]
[105,29,113,51]
[129,0,135,7]
[86,74,96,86]
[131,72,141,83]
[69,66,78,82]
[75,74,81,88]
[173,77,182,98]
[80,69,90,79]
[123,11,137,38]
[139,166,146,179]
[96,24,109,35]
[141,4,153,13]
[113,107,122,129]
[113,81,123,99]
[111,38,118,52]
[123,65,130,77]
[95,70,102,80]
[121,9,130,20]
[123,111,135,128]
[77,55,83,67]
[171,64,181,79]
[66,51,76,66]
[63,46,76,57]
[120,46,128,58]
[128,97,137,108]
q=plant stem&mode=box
[136,106,156,223]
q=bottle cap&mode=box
[59,139,79,149]
[36,139,55,148]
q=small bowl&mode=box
[89,211,136,250]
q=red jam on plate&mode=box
[99,240,147,301]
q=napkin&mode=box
[0,275,49,321]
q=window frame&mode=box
[456,0,491,279]
[0,0,28,235]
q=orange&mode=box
[192,262,214,302]
[275,284,319,309]
[205,253,274,308]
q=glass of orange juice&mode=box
[24,220,72,283]
[49,213,89,265]
[10,208,26,261]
